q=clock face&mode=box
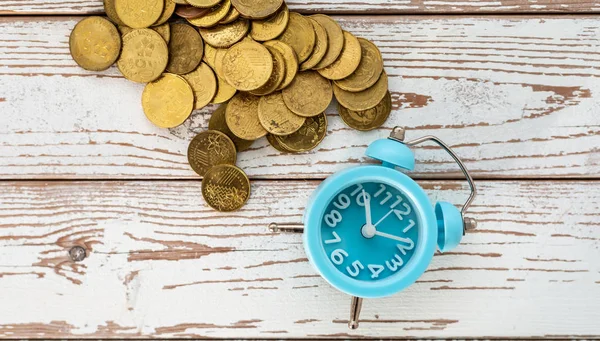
[320,181,419,281]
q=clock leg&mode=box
[268,223,304,233]
[348,296,363,330]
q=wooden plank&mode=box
[1,16,599,180]
[0,180,598,338]
[1,0,600,15]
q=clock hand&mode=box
[374,209,393,227]
[363,189,373,227]
[374,230,410,243]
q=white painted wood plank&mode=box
[0,180,598,338]
[1,17,599,180]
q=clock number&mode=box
[333,194,351,210]
[380,192,393,205]
[356,191,371,207]
[403,219,416,234]
[396,202,412,216]
[324,210,342,227]
[346,260,365,277]
[324,231,341,244]
[386,254,404,272]
[396,238,415,256]
[350,183,363,196]
[331,249,349,265]
[374,184,386,198]
[368,264,385,279]
[390,196,403,209]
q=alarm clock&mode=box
[270,127,477,329]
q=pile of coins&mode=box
[69,0,392,212]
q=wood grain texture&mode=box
[0,180,598,338]
[1,16,599,180]
[1,0,599,15]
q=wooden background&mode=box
[0,0,599,339]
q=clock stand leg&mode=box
[349,296,363,329]
[268,223,304,233]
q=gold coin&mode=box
[249,46,285,96]
[202,164,250,212]
[219,7,240,24]
[338,91,391,131]
[334,71,388,111]
[222,39,273,91]
[209,104,253,151]
[266,134,290,152]
[274,112,327,152]
[154,0,176,26]
[318,31,361,80]
[176,5,210,18]
[300,17,328,71]
[103,0,125,26]
[278,12,315,63]
[263,40,297,91]
[142,73,194,128]
[335,38,383,92]
[188,130,236,177]
[203,45,228,78]
[70,17,121,71]
[282,71,332,117]
[119,23,170,43]
[231,0,282,19]
[115,0,164,29]
[212,75,237,104]
[117,29,168,83]
[187,0,231,27]
[173,0,188,4]
[250,4,289,42]
[310,14,343,70]
[182,62,217,109]
[258,92,305,136]
[167,23,204,75]
[187,0,221,7]
[199,18,249,48]
[225,92,267,140]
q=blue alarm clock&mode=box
[270,127,477,329]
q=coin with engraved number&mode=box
[187,0,221,8]
[188,130,237,177]
[318,31,361,80]
[335,38,383,92]
[274,112,327,152]
[263,40,297,91]
[250,3,288,41]
[222,39,273,91]
[202,164,250,212]
[310,14,343,70]
[225,92,268,140]
[338,91,391,131]
[249,46,285,96]
[231,0,282,19]
[300,17,328,71]
[182,62,217,109]
[277,12,315,63]
[258,92,305,136]
[199,18,249,48]
[119,23,170,43]
[282,71,332,117]
[117,29,168,83]
[334,71,388,111]
[70,17,121,71]
[220,7,240,24]
[154,0,176,26]
[115,0,164,29]
[209,104,254,151]
[103,0,125,26]
[212,75,238,104]
[187,0,231,27]
[142,73,194,128]
[167,23,204,74]
[175,5,210,18]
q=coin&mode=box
[282,71,332,117]
[167,23,204,74]
[222,39,273,91]
[250,4,289,42]
[202,164,250,212]
[142,73,194,128]
[333,71,388,111]
[173,0,188,4]
[70,17,121,71]
[117,29,168,83]
[258,92,305,136]
[119,23,170,43]
[199,18,249,48]
[338,91,391,131]
[231,0,283,19]
[187,0,231,27]
[188,130,237,177]
[187,0,221,7]
[334,38,383,92]
[209,104,253,151]
[277,12,315,63]
[212,75,237,104]
[175,5,210,18]
[249,46,285,96]
[310,14,343,70]
[182,62,217,109]
[266,134,290,152]
[103,0,125,26]
[115,0,164,29]
[225,92,267,140]
[300,17,328,71]
[219,7,240,24]
[318,31,361,80]
[263,40,297,91]
[274,112,327,152]
[154,0,176,26]
[203,44,228,78]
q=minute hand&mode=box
[363,189,373,226]
[374,230,411,243]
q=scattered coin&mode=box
[282,71,332,117]
[220,7,241,24]
[199,18,250,48]
[175,5,210,19]
[334,38,383,92]
[300,17,328,71]
[187,0,231,27]
[212,75,238,104]
[187,0,221,8]
[263,40,298,91]
[225,92,268,140]
[258,92,305,136]
[334,71,388,111]
[278,12,315,63]
[182,62,218,109]
[202,164,250,212]
[231,0,283,19]
[117,29,168,83]
[115,0,164,29]
[250,4,289,42]
[154,0,176,26]
[338,91,391,131]
[318,30,362,80]
[70,17,121,71]
[103,0,125,26]
[266,134,290,152]
[274,112,327,152]
[249,46,286,96]
[222,39,273,91]
[119,23,170,44]
[188,130,237,177]
[142,73,194,128]
[209,104,254,151]
[167,23,204,74]
[310,14,344,70]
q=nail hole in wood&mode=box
[69,246,87,262]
